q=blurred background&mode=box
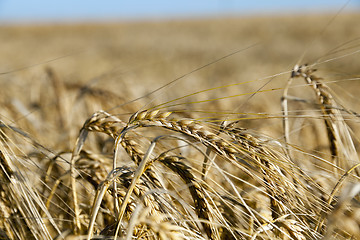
[0,0,359,141]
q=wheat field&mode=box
[1,12,360,239]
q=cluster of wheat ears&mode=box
[1,22,360,240]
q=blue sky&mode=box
[0,0,359,23]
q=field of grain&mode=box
[0,12,360,239]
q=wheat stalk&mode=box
[291,64,359,173]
